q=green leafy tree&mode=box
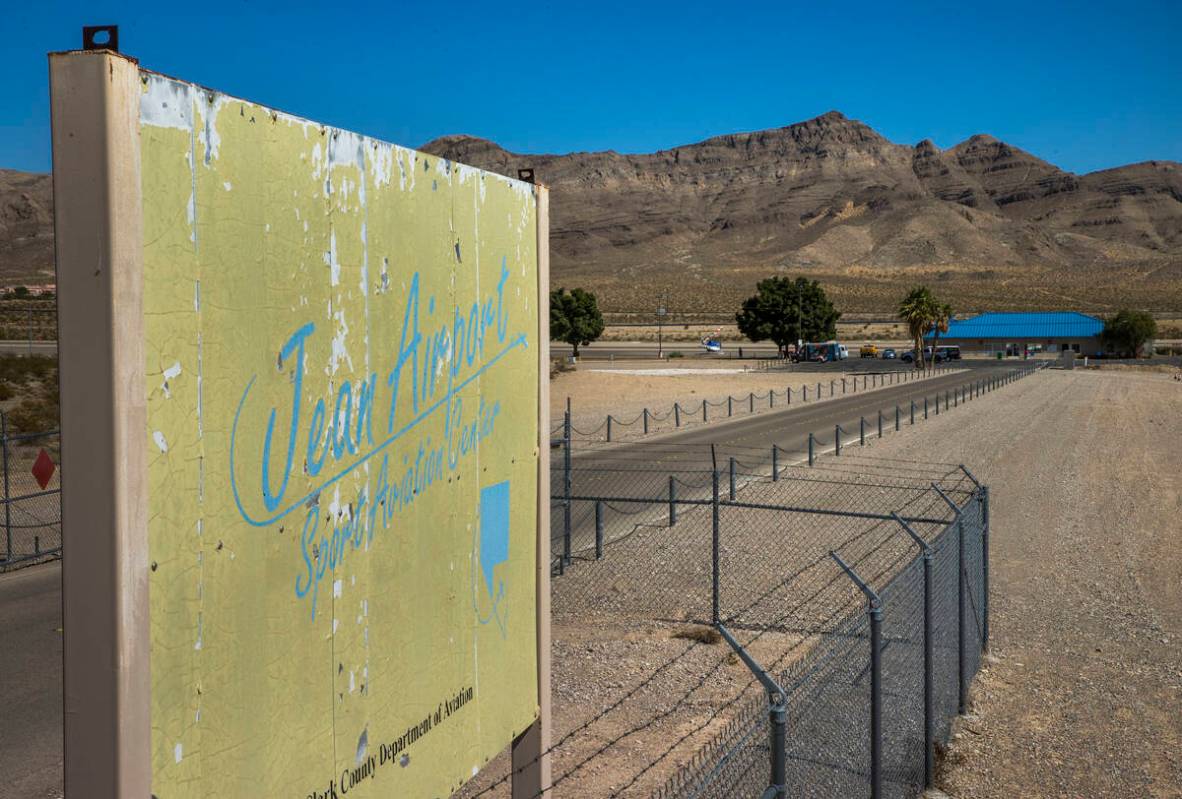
[897,286,939,369]
[550,287,604,357]
[1101,309,1157,357]
[735,277,840,356]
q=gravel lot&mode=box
[877,366,1182,798]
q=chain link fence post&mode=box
[563,404,572,570]
[836,425,843,456]
[594,500,604,560]
[860,417,865,446]
[2,411,9,565]
[606,414,613,442]
[893,513,935,790]
[982,485,991,649]
[878,410,883,439]
[674,403,680,428]
[958,512,967,712]
[808,432,815,466]
[712,471,721,624]
[643,407,649,435]
[729,457,736,500]
[831,552,884,799]
[668,475,677,527]
[702,400,707,423]
[771,445,779,482]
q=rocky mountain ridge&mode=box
[2,113,1178,312]
[424,112,1181,312]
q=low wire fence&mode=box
[554,364,954,445]
[0,415,62,570]
[0,301,57,344]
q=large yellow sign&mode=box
[140,73,539,797]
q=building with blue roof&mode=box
[925,311,1105,356]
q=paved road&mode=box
[554,360,1038,559]
[572,360,1021,466]
[0,562,62,798]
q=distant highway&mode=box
[0,340,56,356]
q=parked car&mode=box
[901,348,947,364]
[935,344,961,360]
[882,348,897,359]
[860,344,879,358]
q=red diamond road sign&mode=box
[32,448,55,490]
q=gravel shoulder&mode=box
[872,367,1182,797]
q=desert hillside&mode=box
[0,169,53,288]
[424,112,1182,314]
[3,114,1179,314]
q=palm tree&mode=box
[932,302,952,365]
[897,287,937,369]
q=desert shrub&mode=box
[671,626,721,645]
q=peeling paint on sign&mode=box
[141,71,539,798]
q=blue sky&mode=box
[4,0,1180,174]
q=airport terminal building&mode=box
[926,311,1105,356]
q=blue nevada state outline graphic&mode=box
[473,480,510,635]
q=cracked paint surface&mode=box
[141,71,539,798]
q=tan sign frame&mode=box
[49,48,550,798]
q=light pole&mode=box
[796,284,803,359]
[656,292,667,359]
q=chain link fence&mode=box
[480,363,1025,798]
[458,431,993,798]
[650,478,989,799]
[0,417,62,570]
